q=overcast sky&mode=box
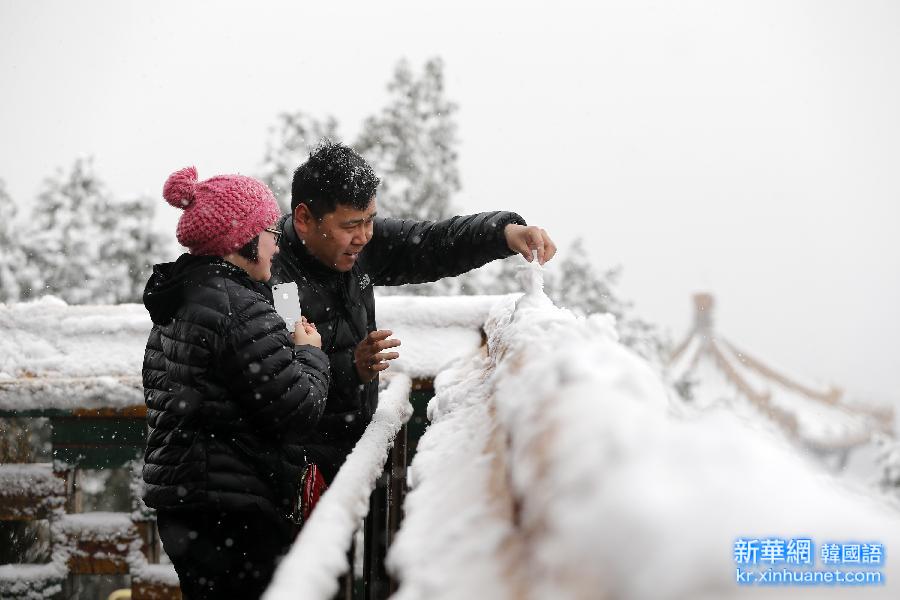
[2,0,898,404]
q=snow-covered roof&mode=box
[667,293,892,452]
[0,294,501,411]
[0,297,148,411]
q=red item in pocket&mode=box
[301,463,327,523]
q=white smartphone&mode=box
[272,282,302,332]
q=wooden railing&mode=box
[264,374,413,600]
[0,405,175,599]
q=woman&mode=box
[141,166,329,599]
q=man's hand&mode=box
[504,224,557,265]
[354,330,401,383]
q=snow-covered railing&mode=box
[388,280,900,599]
[264,373,413,600]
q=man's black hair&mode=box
[237,235,260,263]
[290,140,380,218]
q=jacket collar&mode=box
[143,254,264,325]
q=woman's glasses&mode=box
[264,227,283,246]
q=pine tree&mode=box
[20,158,170,304]
[98,195,172,303]
[19,158,108,303]
[448,237,668,366]
[548,238,627,318]
[259,58,460,296]
[355,57,460,221]
[457,257,524,296]
[544,238,667,366]
[254,60,665,368]
[361,58,464,297]
[0,180,24,303]
[259,112,340,214]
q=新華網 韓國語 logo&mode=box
[733,538,884,586]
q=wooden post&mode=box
[386,424,407,595]
[363,468,389,600]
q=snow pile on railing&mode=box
[0,463,65,498]
[53,511,135,540]
[263,374,413,600]
[0,562,66,599]
[388,275,900,599]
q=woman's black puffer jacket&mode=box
[141,253,329,522]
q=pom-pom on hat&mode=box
[162,167,281,256]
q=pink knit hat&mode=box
[162,166,281,256]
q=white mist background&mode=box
[1,0,898,406]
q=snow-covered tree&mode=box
[548,238,627,318]
[360,57,465,296]
[261,58,457,222]
[355,57,460,221]
[98,194,171,303]
[259,111,340,213]
[0,179,24,303]
[19,158,170,304]
[257,60,666,367]
[422,238,668,366]
[19,158,108,303]
[544,238,667,365]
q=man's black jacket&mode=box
[141,253,330,522]
[268,211,526,480]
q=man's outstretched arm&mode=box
[364,211,555,286]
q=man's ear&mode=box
[293,203,314,236]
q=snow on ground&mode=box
[388,281,900,599]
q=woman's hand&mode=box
[293,317,322,349]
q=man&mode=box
[269,141,556,481]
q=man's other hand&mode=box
[504,224,557,265]
[354,330,401,383]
